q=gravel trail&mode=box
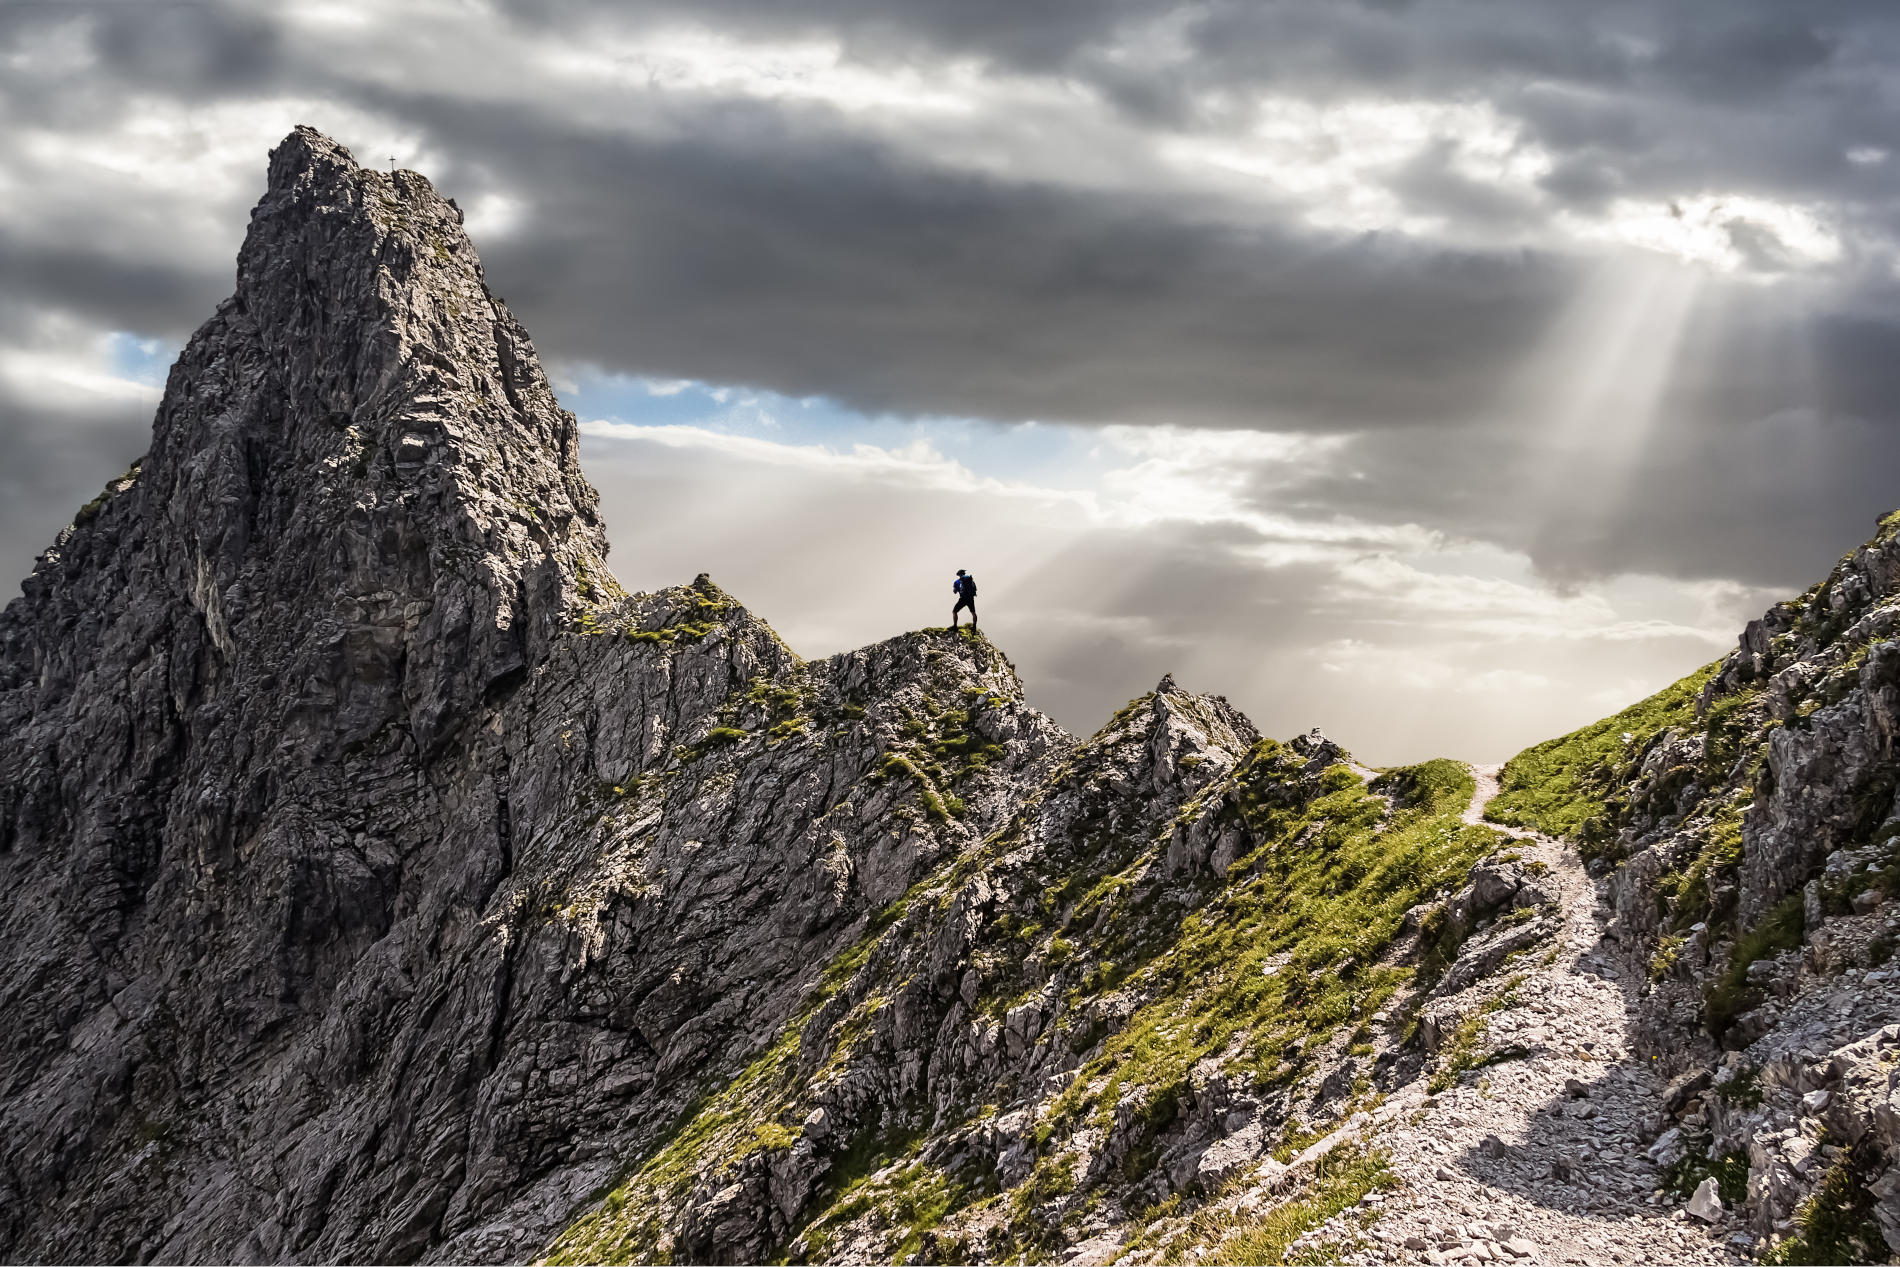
[1315,768,1752,1266]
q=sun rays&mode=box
[1503,255,1707,569]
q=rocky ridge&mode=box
[5,125,1900,1267]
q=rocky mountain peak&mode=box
[40,126,608,755]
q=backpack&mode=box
[956,574,977,597]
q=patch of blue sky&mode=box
[560,366,1111,490]
[106,332,176,388]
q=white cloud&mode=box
[578,415,1745,761]
[1163,96,1552,238]
[1571,194,1842,274]
[0,317,162,413]
[541,29,990,117]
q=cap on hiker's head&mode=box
[957,569,966,575]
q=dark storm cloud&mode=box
[405,95,1578,428]
[0,237,222,344]
[88,3,288,95]
[8,0,1900,601]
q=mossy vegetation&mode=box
[623,593,733,645]
[72,457,143,526]
[542,1027,804,1264]
[1425,975,1525,1093]
[1763,1137,1887,1265]
[1648,934,1685,981]
[1037,754,1494,1144]
[542,880,934,1266]
[1210,1147,1393,1266]
[792,1146,984,1263]
[1369,758,1474,815]
[574,555,626,614]
[1704,893,1805,1034]
[868,687,1006,824]
[1662,794,1747,930]
[1121,1145,1394,1266]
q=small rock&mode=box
[1564,1077,1588,1099]
[1662,1068,1713,1115]
[1686,1177,1724,1223]
[1646,1127,1686,1167]
[1801,1088,1831,1113]
[1504,1238,1537,1258]
[1479,1134,1509,1159]
[1856,890,1882,915]
[1405,1235,1429,1251]
[1437,1166,1459,1182]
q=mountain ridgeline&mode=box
[1,129,1897,1266]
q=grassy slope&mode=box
[1483,662,1717,845]
[544,741,1505,1265]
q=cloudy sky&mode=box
[9,0,1900,762]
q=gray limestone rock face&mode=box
[1,125,609,1262]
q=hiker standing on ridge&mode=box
[951,569,978,629]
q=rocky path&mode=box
[1311,769,1754,1266]
[1462,763,1502,826]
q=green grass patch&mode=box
[1370,759,1475,816]
[1487,663,1717,849]
[1763,1138,1886,1265]
[1040,754,1501,1146]
[1136,1145,1393,1266]
[543,733,1503,1262]
[1666,796,1747,928]
[1425,977,1525,1093]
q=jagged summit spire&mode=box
[265,123,361,192]
[14,127,612,754]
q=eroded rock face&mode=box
[0,129,1072,1264]
[1559,517,1900,1257]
